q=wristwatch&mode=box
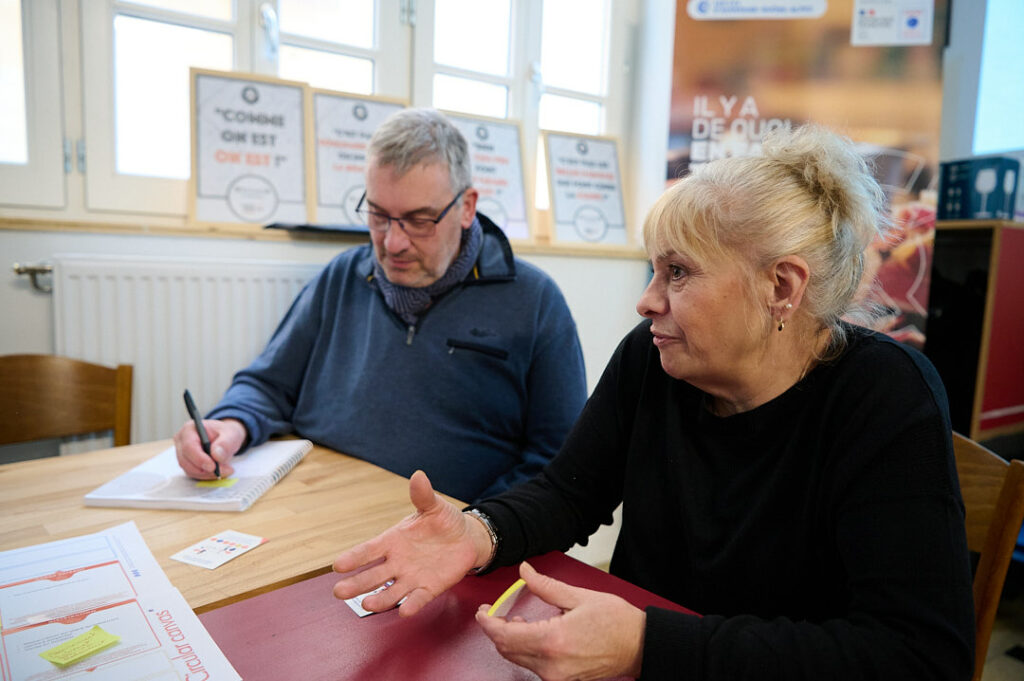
[463,508,499,575]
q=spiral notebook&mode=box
[84,440,312,512]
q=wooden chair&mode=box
[952,431,1024,681]
[0,354,133,447]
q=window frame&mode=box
[0,0,66,209]
[80,1,247,215]
[79,0,409,217]
[5,0,636,227]
[411,0,634,225]
[277,1,409,97]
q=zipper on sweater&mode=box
[406,325,416,345]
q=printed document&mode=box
[0,522,240,681]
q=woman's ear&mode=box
[769,255,811,313]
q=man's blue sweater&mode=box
[208,216,587,501]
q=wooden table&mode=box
[0,440,445,613]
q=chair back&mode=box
[0,354,133,447]
[952,431,1024,681]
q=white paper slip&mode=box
[344,581,406,618]
[171,530,267,570]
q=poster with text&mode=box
[191,69,310,226]
[545,133,627,246]
[447,113,531,241]
[313,91,406,228]
[668,0,949,349]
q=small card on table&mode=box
[171,530,266,570]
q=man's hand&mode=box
[173,417,247,479]
[332,470,490,617]
[475,562,646,681]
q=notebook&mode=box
[84,439,313,512]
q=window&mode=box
[113,14,233,180]
[0,0,28,165]
[4,0,629,223]
[538,0,610,136]
[276,0,378,93]
[974,0,1024,154]
[81,0,405,215]
[0,0,64,208]
[414,0,628,214]
[413,0,514,119]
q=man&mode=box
[174,108,586,502]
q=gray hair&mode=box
[367,108,472,193]
[643,124,889,355]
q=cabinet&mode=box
[925,220,1024,439]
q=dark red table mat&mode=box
[199,551,693,680]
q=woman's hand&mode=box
[332,470,491,616]
[476,562,646,681]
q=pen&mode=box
[183,389,220,478]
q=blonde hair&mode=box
[643,124,888,354]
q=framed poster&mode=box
[543,132,628,246]
[189,68,312,226]
[445,112,531,242]
[312,90,406,229]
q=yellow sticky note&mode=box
[488,578,527,617]
[39,625,120,667]
[196,477,238,488]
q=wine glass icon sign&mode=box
[974,167,998,218]
[1003,169,1017,218]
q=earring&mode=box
[777,303,791,332]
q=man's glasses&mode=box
[355,188,467,238]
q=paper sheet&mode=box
[0,522,240,680]
[171,530,266,570]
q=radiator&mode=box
[53,254,323,446]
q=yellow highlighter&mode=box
[487,578,527,617]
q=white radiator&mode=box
[53,254,323,446]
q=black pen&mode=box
[183,389,220,478]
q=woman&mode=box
[332,125,975,681]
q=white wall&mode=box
[0,229,650,390]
